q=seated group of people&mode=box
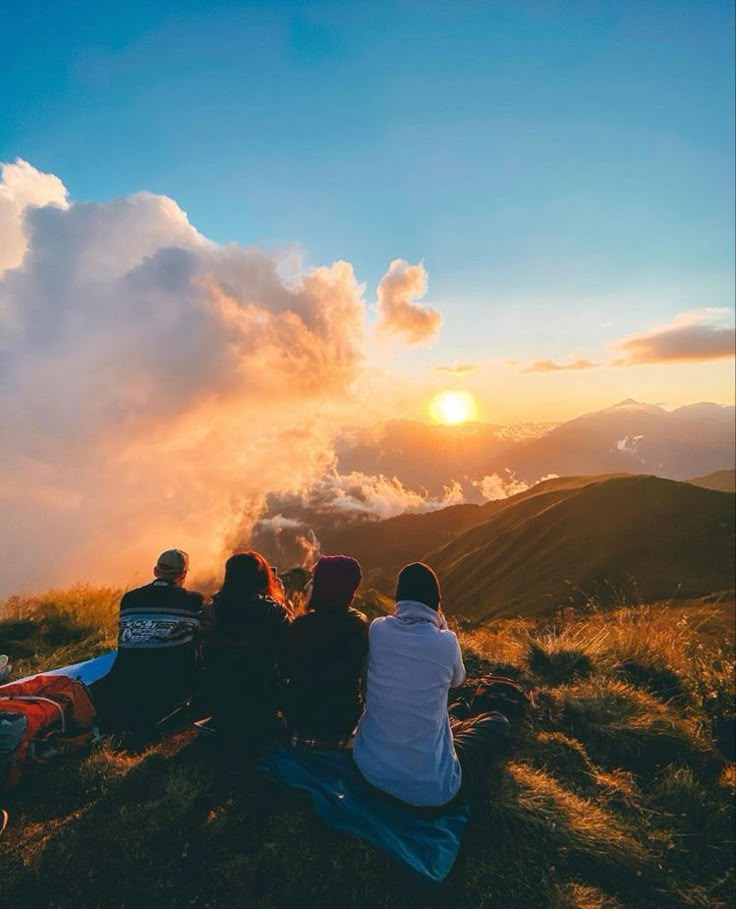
[98,548,511,810]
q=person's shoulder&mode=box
[176,586,204,609]
[120,582,154,605]
[263,596,291,622]
[287,610,314,631]
[437,626,462,654]
[367,615,390,636]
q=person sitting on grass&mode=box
[281,555,368,749]
[96,548,204,746]
[202,552,291,751]
[353,561,510,809]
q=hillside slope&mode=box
[1,591,733,909]
[320,474,634,582]
[688,469,736,493]
[430,475,735,621]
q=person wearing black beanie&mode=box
[354,560,510,808]
[395,562,441,611]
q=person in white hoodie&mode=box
[353,561,509,809]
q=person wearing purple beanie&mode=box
[281,555,368,749]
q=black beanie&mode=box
[395,562,441,611]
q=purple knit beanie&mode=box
[309,555,362,611]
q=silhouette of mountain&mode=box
[332,403,734,497]
[485,401,734,483]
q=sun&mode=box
[429,390,478,425]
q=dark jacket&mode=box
[203,595,291,725]
[101,580,204,726]
[281,606,369,741]
[117,580,204,653]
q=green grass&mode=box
[1,587,734,908]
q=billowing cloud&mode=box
[435,363,477,377]
[0,160,426,594]
[522,356,597,374]
[614,309,735,365]
[376,258,441,344]
[265,469,465,522]
[0,159,69,275]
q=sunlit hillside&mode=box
[316,474,735,619]
[1,586,733,908]
[433,475,735,621]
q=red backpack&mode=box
[0,674,99,786]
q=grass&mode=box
[0,587,734,908]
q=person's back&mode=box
[282,556,368,748]
[100,549,203,740]
[202,552,290,747]
[353,565,464,807]
[355,562,512,809]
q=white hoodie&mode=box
[353,599,466,807]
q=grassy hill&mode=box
[431,475,735,622]
[688,469,736,493]
[321,474,634,586]
[320,474,734,619]
[0,585,734,908]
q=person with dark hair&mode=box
[353,561,509,808]
[202,551,291,750]
[281,555,368,749]
[96,549,204,745]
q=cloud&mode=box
[613,309,735,365]
[376,258,441,344]
[616,434,644,455]
[474,470,559,502]
[266,469,465,522]
[0,159,69,276]
[0,159,426,594]
[521,356,598,374]
[435,363,477,377]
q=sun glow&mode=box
[429,390,478,425]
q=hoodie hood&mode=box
[394,599,447,629]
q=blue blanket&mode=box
[258,745,470,883]
[8,651,117,688]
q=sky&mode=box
[2,0,734,421]
[0,0,734,591]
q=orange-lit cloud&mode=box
[0,160,434,594]
[435,363,477,377]
[522,356,598,373]
[376,258,441,344]
[613,309,735,365]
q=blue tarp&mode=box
[7,651,117,689]
[258,745,470,883]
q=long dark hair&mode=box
[212,552,283,627]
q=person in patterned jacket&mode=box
[96,549,204,745]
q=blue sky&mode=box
[2,0,734,413]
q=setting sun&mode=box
[429,390,478,425]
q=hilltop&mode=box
[0,586,734,908]
[319,474,735,619]
[432,475,735,621]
